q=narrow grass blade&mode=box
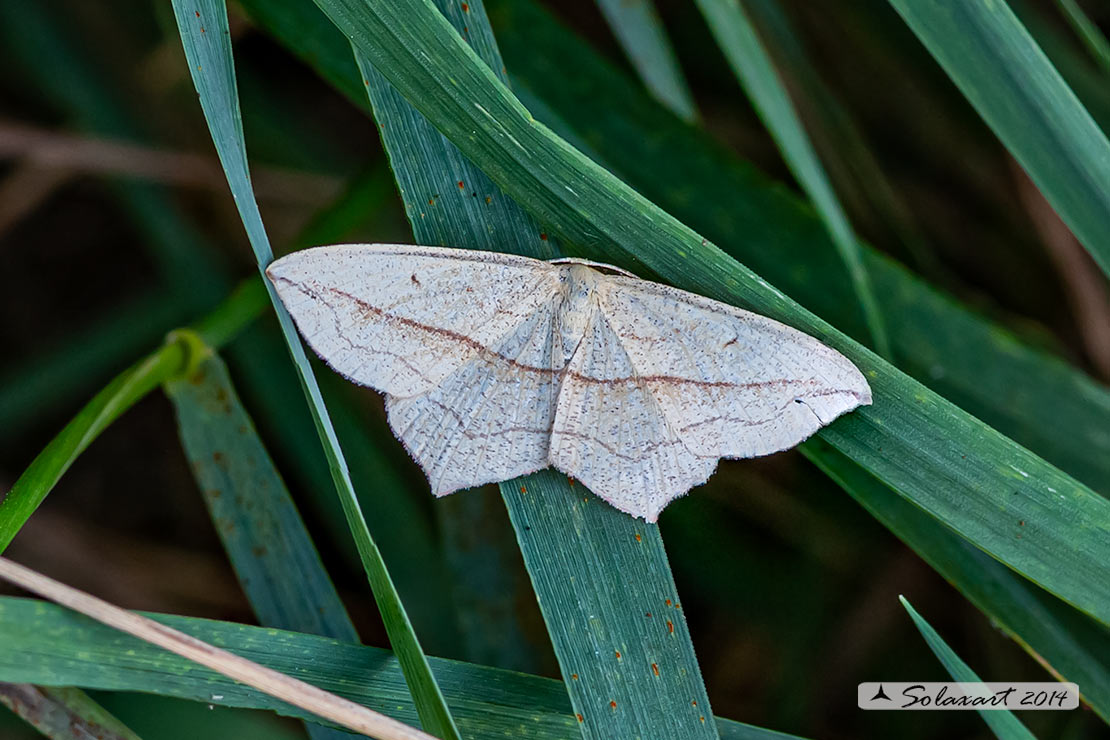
[0,559,436,740]
[0,334,197,552]
[888,0,1110,279]
[0,597,806,740]
[169,2,459,735]
[741,0,940,277]
[503,472,716,735]
[900,597,1037,740]
[693,0,889,358]
[166,353,358,740]
[167,353,358,641]
[1053,0,1110,75]
[1018,1,1110,130]
[348,0,717,735]
[308,0,1110,627]
[805,437,1110,721]
[595,0,698,121]
[0,281,268,554]
[0,684,142,740]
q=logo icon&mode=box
[870,685,892,702]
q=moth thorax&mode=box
[555,264,602,360]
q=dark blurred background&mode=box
[1,1,1107,738]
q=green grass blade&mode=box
[0,685,142,740]
[0,598,805,740]
[503,472,716,734]
[0,282,267,554]
[595,0,699,121]
[805,437,1110,721]
[0,335,196,553]
[900,597,1037,740]
[169,2,460,736]
[887,0,1110,279]
[348,0,717,735]
[167,354,358,641]
[1018,2,1110,130]
[693,0,889,358]
[1053,0,1110,75]
[308,0,1110,628]
[741,0,940,277]
[167,353,358,740]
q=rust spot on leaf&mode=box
[571,673,578,680]
[667,620,674,634]
[576,713,584,723]
[615,650,621,659]
[652,663,659,676]
[634,533,642,542]
[665,598,672,606]
[609,700,617,710]
[457,180,465,189]
[645,612,652,618]
[520,485,527,494]
[461,2,469,10]
[540,232,548,241]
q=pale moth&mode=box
[267,244,871,522]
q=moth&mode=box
[267,244,871,521]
